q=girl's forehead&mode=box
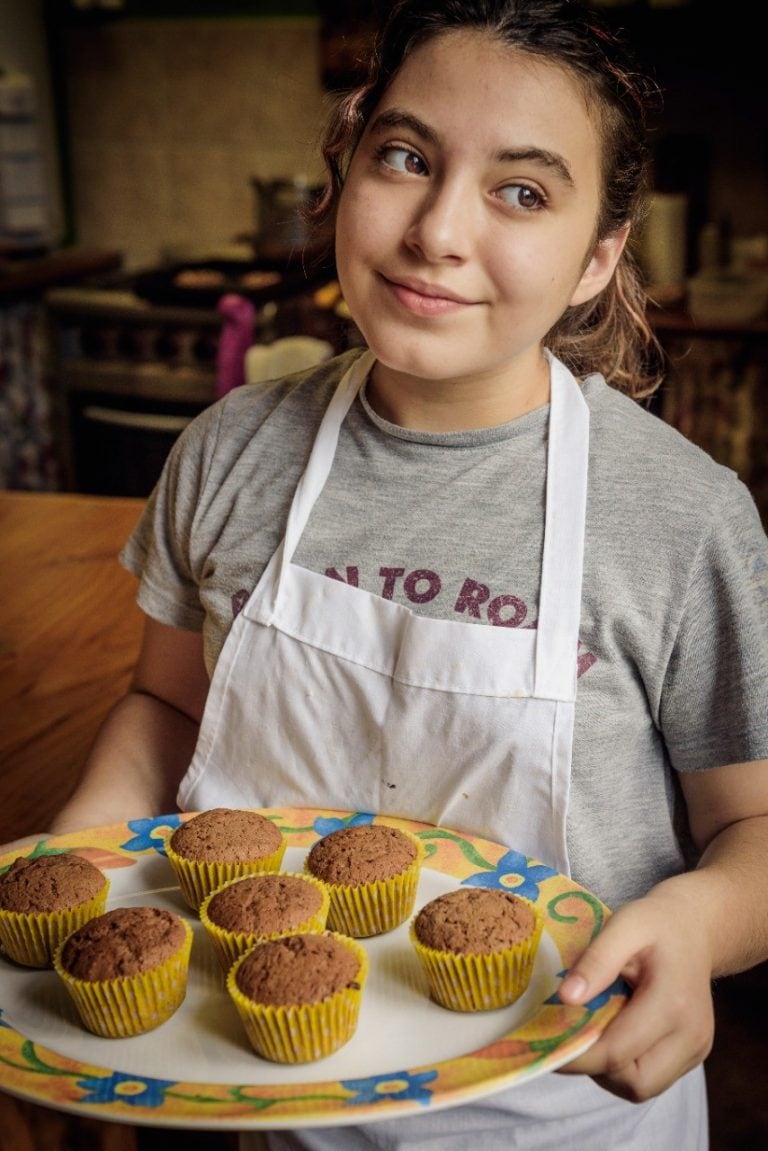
[370,29,602,173]
[382,31,593,122]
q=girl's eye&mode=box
[377,145,428,176]
[497,183,544,210]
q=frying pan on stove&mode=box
[132,254,334,310]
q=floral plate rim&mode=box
[0,808,629,1129]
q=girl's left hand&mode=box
[555,891,715,1102]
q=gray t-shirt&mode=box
[121,348,768,910]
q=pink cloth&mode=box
[216,293,256,398]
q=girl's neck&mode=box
[366,349,552,433]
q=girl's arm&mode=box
[46,618,209,837]
[558,758,768,1100]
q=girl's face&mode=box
[335,30,627,422]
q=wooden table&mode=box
[0,492,239,1151]
[0,490,145,842]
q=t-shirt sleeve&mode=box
[660,476,768,771]
[119,401,225,632]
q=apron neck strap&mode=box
[534,352,590,699]
[269,346,589,701]
[276,349,376,588]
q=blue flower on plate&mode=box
[313,811,376,838]
[120,814,182,855]
[342,1069,437,1107]
[462,848,557,902]
[76,1071,175,1107]
[547,972,631,1010]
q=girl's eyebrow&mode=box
[368,107,574,188]
[369,108,439,147]
[497,147,574,188]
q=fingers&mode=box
[558,908,646,1006]
[555,903,715,1103]
[559,978,714,1102]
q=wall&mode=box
[31,3,768,273]
[60,16,327,268]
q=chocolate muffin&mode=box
[165,808,286,911]
[410,887,543,1012]
[54,905,193,1037]
[304,823,423,937]
[200,871,330,970]
[0,853,109,968]
[226,930,369,1062]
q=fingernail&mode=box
[560,972,587,1002]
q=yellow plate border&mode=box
[0,808,628,1129]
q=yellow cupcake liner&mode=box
[0,880,110,969]
[409,898,544,1012]
[164,834,287,912]
[200,872,331,971]
[53,918,193,1038]
[226,931,369,1064]
[307,829,424,938]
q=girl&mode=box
[19,1,768,1148]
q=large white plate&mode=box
[0,808,628,1129]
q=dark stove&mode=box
[44,259,348,497]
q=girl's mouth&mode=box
[381,274,474,317]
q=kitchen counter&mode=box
[0,246,122,302]
[0,490,145,841]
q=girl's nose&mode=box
[404,181,473,263]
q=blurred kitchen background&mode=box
[0,3,767,1151]
[1,0,767,521]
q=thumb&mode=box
[557,910,642,1005]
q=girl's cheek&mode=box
[338,195,379,248]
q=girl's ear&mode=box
[569,223,631,307]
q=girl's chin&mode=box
[364,339,473,385]
[371,358,466,387]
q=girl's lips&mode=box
[382,275,474,317]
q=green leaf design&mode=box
[223,1084,349,1109]
[0,1040,81,1078]
[0,843,65,873]
[164,1089,254,1107]
[528,1012,593,1055]
[547,890,605,941]
[415,829,495,870]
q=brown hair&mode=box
[310,0,665,398]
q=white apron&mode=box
[181,349,584,871]
[179,348,707,1150]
